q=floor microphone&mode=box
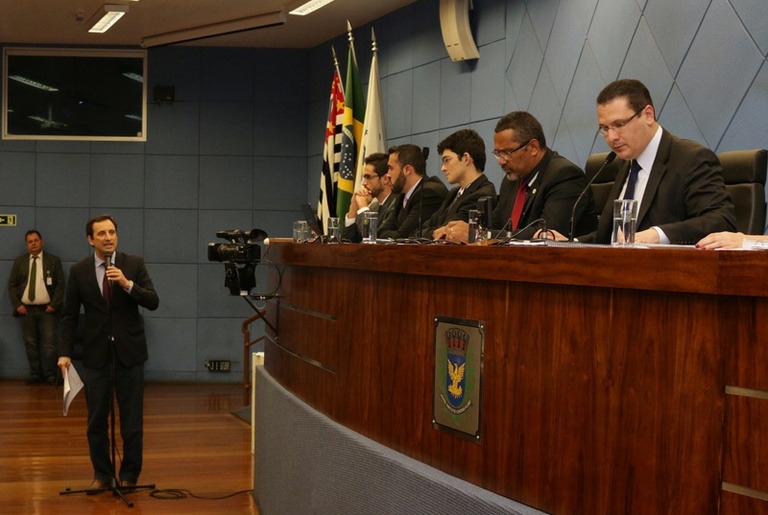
[569,151,616,241]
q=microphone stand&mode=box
[60,255,155,507]
[569,151,616,241]
[416,176,425,239]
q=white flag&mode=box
[353,32,387,193]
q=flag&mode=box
[318,58,345,230]
[336,24,366,218]
[353,28,387,193]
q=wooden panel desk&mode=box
[261,241,768,514]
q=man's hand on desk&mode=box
[535,229,567,241]
[634,228,660,244]
[440,220,469,243]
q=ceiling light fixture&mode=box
[9,75,59,92]
[288,0,336,16]
[141,10,286,48]
[87,4,129,34]
[122,72,143,83]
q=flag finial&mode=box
[371,27,378,53]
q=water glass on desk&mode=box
[327,217,341,243]
[468,209,482,243]
[362,211,378,244]
[293,220,310,243]
[612,199,638,246]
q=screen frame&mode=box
[2,47,148,142]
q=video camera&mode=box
[207,229,267,296]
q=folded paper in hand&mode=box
[63,363,84,416]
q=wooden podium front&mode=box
[261,241,768,514]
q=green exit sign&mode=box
[0,214,17,226]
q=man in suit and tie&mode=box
[550,79,736,244]
[58,214,159,491]
[7,230,65,384]
[342,152,399,243]
[378,144,448,240]
[427,129,496,239]
[443,112,597,242]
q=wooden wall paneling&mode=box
[723,394,768,493]
[261,243,760,515]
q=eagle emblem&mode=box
[447,360,465,398]
[444,328,469,409]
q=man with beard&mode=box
[342,153,398,243]
[378,144,448,240]
[443,111,597,242]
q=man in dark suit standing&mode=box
[7,230,65,384]
[342,152,399,243]
[379,144,448,239]
[427,129,496,239]
[58,214,159,490]
[551,79,736,244]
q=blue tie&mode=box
[624,160,642,200]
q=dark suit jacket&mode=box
[583,129,736,244]
[341,192,400,243]
[378,175,448,239]
[59,252,159,369]
[492,149,598,240]
[8,252,65,316]
[422,174,497,237]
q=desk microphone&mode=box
[416,146,430,239]
[569,151,616,241]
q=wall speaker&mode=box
[439,0,480,61]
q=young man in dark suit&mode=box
[342,152,399,243]
[58,214,159,491]
[427,129,496,240]
[378,144,448,240]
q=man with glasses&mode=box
[342,153,398,243]
[426,129,496,239]
[552,79,736,244]
[444,111,597,242]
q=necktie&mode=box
[510,181,527,230]
[624,160,642,200]
[102,263,111,306]
[29,256,38,302]
[451,189,463,207]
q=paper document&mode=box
[63,363,84,416]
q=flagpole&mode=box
[332,45,344,97]
[347,20,357,66]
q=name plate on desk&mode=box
[432,316,484,442]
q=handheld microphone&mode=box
[104,253,113,282]
[569,151,616,241]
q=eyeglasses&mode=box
[597,109,643,136]
[492,140,531,160]
[362,174,380,181]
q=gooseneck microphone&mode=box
[416,146,430,239]
[569,151,616,241]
